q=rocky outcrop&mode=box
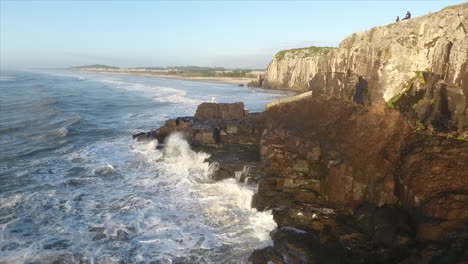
[257,3,468,133]
[253,98,411,212]
[134,99,467,263]
[251,98,468,263]
[133,102,265,181]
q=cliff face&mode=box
[137,100,468,263]
[252,98,468,263]
[258,3,468,132]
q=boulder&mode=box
[195,102,246,120]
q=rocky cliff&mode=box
[252,98,468,263]
[134,101,468,263]
[255,3,468,133]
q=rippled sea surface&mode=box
[0,70,292,264]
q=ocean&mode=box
[0,70,291,264]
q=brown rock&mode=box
[194,102,246,120]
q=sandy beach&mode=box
[75,69,263,86]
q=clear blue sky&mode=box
[1,0,465,69]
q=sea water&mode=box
[0,70,292,264]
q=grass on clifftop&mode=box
[275,46,337,61]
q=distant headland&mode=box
[69,65,264,86]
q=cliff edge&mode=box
[255,3,468,133]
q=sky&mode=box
[1,0,466,69]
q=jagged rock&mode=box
[132,116,194,142]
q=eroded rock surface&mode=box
[256,3,468,133]
[251,98,468,263]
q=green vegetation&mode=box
[386,93,404,108]
[167,67,252,78]
[447,134,468,141]
[415,122,425,131]
[412,98,435,109]
[275,46,337,61]
[386,71,428,108]
[389,121,396,127]
[414,71,426,85]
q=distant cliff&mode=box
[255,3,468,133]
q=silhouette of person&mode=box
[405,11,411,19]
[396,16,400,22]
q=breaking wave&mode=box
[0,70,289,264]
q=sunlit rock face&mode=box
[258,3,468,132]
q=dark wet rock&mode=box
[272,203,337,231]
[205,144,260,181]
[187,123,220,145]
[372,205,413,248]
[250,228,346,264]
[133,116,195,142]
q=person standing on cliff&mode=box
[396,16,400,22]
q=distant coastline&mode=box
[70,66,263,86]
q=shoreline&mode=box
[74,69,259,86]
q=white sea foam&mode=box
[57,127,69,137]
[0,70,291,263]
[98,77,201,105]
[0,134,275,263]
